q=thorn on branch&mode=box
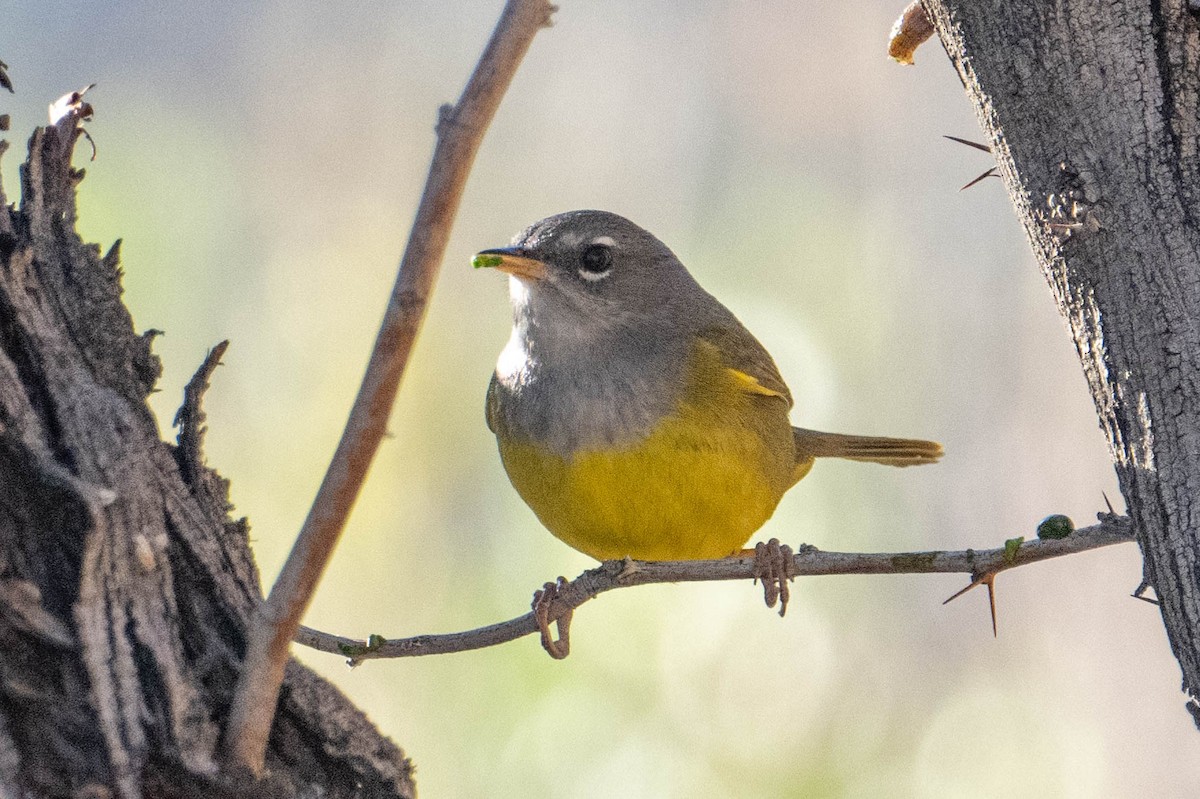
[944,571,1000,637]
[1132,578,1159,605]
[943,135,992,153]
[943,135,1000,191]
[944,516,1080,636]
[959,168,998,191]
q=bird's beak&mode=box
[472,247,547,281]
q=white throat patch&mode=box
[495,331,529,385]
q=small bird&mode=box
[475,210,942,563]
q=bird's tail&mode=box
[792,427,944,467]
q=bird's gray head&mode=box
[477,211,749,451]
[473,210,702,343]
[477,211,714,450]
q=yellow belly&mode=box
[497,376,798,561]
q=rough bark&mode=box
[0,115,414,796]
[925,0,1200,720]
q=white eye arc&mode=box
[578,236,616,282]
[578,267,611,282]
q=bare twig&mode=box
[296,515,1134,663]
[221,0,556,773]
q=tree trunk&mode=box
[925,0,1200,720]
[0,117,414,795]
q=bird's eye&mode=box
[579,243,613,280]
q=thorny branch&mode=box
[222,0,557,773]
[297,514,1134,664]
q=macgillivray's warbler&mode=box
[474,210,942,563]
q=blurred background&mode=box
[6,1,1196,796]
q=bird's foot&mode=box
[532,576,573,659]
[751,538,796,617]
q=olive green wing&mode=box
[696,319,942,476]
[695,322,794,408]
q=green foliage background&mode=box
[6,2,1194,795]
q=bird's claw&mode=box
[753,538,796,617]
[532,576,573,659]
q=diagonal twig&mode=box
[296,515,1134,663]
[221,0,557,773]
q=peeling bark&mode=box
[0,114,413,796]
[925,0,1200,720]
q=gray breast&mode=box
[488,327,690,456]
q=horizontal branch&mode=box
[297,514,1134,663]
